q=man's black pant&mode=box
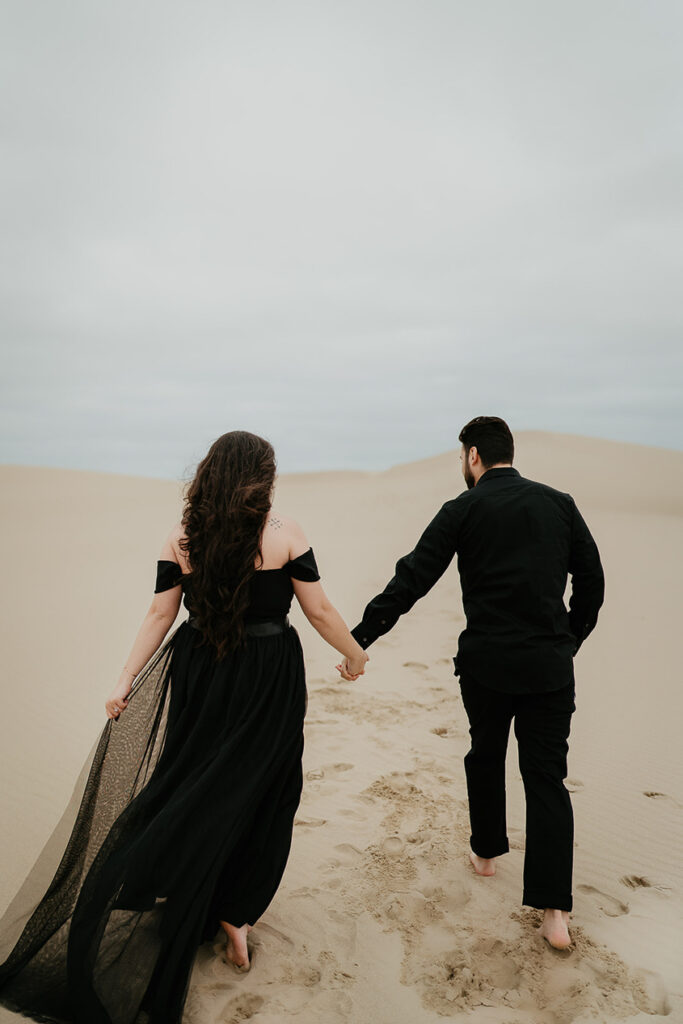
[458,677,576,912]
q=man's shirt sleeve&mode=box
[351,500,461,649]
[567,499,605,653]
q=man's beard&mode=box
[463,464,476,489]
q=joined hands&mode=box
[335,651,369,681]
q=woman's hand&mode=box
[336,651,369,681]
[105,679,132,720]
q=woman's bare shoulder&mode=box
[159,523,190,571]
[263,512,310,560]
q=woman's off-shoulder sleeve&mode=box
[154,560,184,592]
[287,548,320,582]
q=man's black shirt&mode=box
[351,467,605,693]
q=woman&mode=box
[0,430,368,1023]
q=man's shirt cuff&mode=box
[351,623,374,649]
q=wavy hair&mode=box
[179,431,276,659]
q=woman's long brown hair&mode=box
[179,430,276,659]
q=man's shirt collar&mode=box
[476,467,520,486]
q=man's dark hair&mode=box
[458,416,514,468]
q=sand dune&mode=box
[1,432,682,1023]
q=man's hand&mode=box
[335,652,369,681]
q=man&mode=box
[338,416,605,949]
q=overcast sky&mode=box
[1,0,681,478]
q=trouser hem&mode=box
[523,890,573,913]
[470,837,509,859]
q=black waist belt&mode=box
[187,616,289,636]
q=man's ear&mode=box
[469,445,478,465]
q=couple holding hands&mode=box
[0,416,604,1024]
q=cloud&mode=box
[1,0,682,477]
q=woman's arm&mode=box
[105,595,181,719]
[105,530,183,719]
[292,577,369,678]
[283,519,367,677]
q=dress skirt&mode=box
[0,620,308,1024]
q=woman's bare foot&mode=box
[538,909,571,949]
[220,920,253,970]
[469,850,496,876]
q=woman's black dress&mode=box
[0,548,320,1024]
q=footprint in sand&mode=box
[620,874,671,896]
[406,829,432,845]
[565,778,584,793]
[403,661,429,670]
[420,940,520,1012]
[294,817,327,828]
[578,884,629,917]
[643,790,682,808]
[334,842,364,859]
[321,843,364,874]
[631,967,672,1016]
[420,881,471,912]
[381,835,405,858]
[471,937,520,989]
[431,726,449,738]
[221,994,264,1022]
[291,963,323,987]
[365,771,422,800]
[306,762,354,782]
[620,875,652,889]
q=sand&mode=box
[1,431,681,1023]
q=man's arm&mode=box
[351,500,461,650]
[567,499,605,653]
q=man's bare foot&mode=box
[220,920,253,970]
[538,909,571,949]
[469,850,496,876]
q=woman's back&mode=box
[161,511,319,622]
